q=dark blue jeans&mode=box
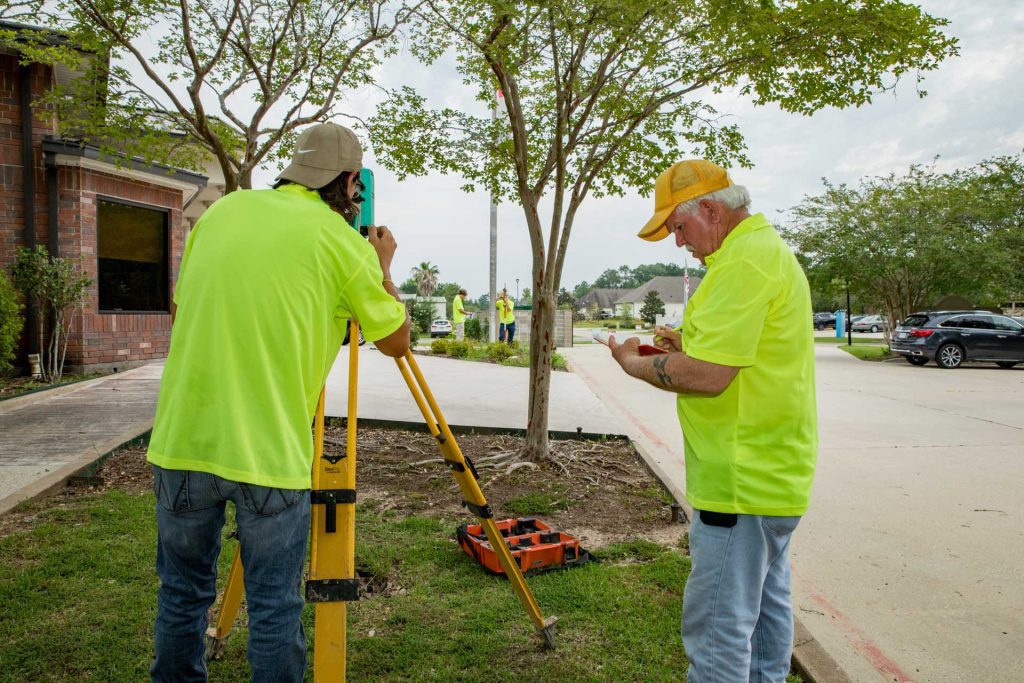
[505,322,516,345]
[151,466,310,683]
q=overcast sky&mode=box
[251,0,1023,299]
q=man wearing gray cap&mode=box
[147,122,409,682]
[608,160,817,682]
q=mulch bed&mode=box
[1,427,686,550]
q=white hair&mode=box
[673,184,751,217]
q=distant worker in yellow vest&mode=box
[145,123,410,682]
[608,160,817,682]
[452,288,467,340]
[496,289,516,344]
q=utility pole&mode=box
[488,90,500,342]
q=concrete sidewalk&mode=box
[563,341,1024,682]
[323,345,624,435]
[0,363,163,515]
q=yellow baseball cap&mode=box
[637,160,733,241]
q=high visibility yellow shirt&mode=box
[496,298,515,324]
[677,213,817,516]
[453,295,466,323]
[147,184,407,489]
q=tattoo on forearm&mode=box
[652,355,673,386]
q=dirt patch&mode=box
[1,428,686,551]
[344,427,685,549]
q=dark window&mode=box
[97,198,169,312]
[903,314,930,327]
[940,316,969,329]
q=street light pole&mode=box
[516,278,519,302]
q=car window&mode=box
[939,316,965,328]
[992,316,1023,331]
[972,317,996,330]
[903,314,930,327]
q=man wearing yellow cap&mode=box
[609,160,817,682]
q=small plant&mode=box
[11,246,92,382]
[0,271,23,373]
[447,340,470,358]
[430,338,451,354]
[465,316,485,341]
[551,351,567,370]
[485,342,514,362]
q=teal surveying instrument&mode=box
[206,168,557,681]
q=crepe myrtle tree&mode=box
[9,0,419,191]
[783,155,1024,335]
[370,0,957,462]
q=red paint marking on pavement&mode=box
[570,360,673,451]
[796,573,916,682]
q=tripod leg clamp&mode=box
[311,489,356,533]
[465,501,493,519]
[306,578,360,603]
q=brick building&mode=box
[1,20,212,372]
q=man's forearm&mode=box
[621,352,736,395]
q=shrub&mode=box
[551,351,567,370]
[448,340,471,358]
[465,316,485,341]
[485,342,514,362]
[0,271,23,373]
[430,339,450,354]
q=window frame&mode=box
[96,195,172,315]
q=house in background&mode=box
[575,287,630,318]
[1,19,217,373]
[612,275,702,325]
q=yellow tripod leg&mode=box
[308,322,360,681]
[395,352,557,648]
[205,543,244,659]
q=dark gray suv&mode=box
[891,310,1024,369]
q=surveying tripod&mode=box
[205,322,558,680]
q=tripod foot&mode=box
[539,616,558,649]
[204,631,229,661]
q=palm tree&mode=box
[410,262,440,297]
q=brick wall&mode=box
[0,55,53,272]
[1,53,187,373]
[62,167,183,373]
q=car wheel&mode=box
[814,323,824,331]
[870,325,879,333]
[905,356,929,366]
[936,343,964,369]
[996,361,1019,369]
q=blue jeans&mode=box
[505,322,516,344]
[151,466,310,683]
[682,512,801,683]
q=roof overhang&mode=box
[43,137,207,193]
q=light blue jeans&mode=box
[151,466,310,683]
[682,512,801,683]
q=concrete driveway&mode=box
[563,342,1024,682]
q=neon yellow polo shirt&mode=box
[677,213,817,516]
[453,295,466,323]
[497,299,515,324]
[147,184,407,489]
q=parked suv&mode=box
[891,311,1024,368]
[812,312,836,330]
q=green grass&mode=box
[0,490,805,682]
[839,344,897,361]
[0,490,695,681]
[426,340,568,371]
[502,489,572,516]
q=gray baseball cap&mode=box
[276,123,363,189]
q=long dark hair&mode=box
[275,171,364,225]
[317,170,364,225]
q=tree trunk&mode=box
[523,289,555,463]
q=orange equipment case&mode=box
[457,517,592,576]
